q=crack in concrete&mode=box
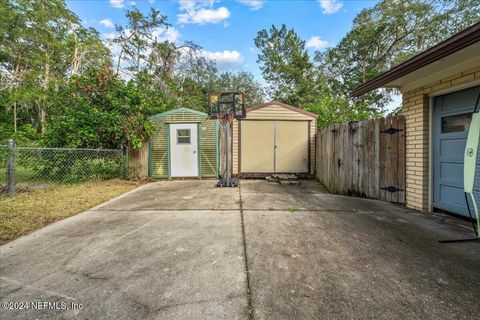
[239,184,254,320]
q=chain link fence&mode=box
[1,140,128,195]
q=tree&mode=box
[316,0,480,111]
[253,23,376,127]
[254,24,315,106]
[112,8,169,78]
[0,0,109,135]
[22,0,81,133]
[214,71,265,107]
[304,94,381,129]
[43,65,169,149]
[68,27,110,76]
[1,2,268,149]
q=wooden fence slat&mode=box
[336,125,343,193]
[357,121,364,196]
[397,117,406,204]
[360,120,369,197]
[328,126,332,191]
[379,118,386,201]
[370,119,376,199]
[341,124,348,193]
[390,116,399,203]
[316,115,405,204]
[376,119,382,200]
[351,122,358,194]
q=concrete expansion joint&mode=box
[238,184,254,320]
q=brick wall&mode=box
[401,66,480,212]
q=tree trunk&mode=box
[40,107,46,134]
[71,40,79,75]
[136,46,141,77]
[116,48,124,75]
[40,54,50,135]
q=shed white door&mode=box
[170,123,198,177]
[275,121,309,172]
[240,120,309,173]
[241,121,275,172]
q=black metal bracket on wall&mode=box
[380,186,404,193]
[381,127,404,135]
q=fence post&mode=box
[122,144,129,179]
[6,139,16,196]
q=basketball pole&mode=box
[226,121,230,186]
[208,92,244,187]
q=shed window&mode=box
[441,113,472,133]
[177,129,191,144]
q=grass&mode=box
[0,166,37,184]
[0,179,142,244]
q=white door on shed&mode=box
[275,121,309,172]
[169,123,198,177]
[241,121,275,172]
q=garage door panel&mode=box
[434,85,480,217]
[275,121,309,173]
[440,138,467,156]
[440,162,463,183]
[437,184,467,210]
[241,121,274,172]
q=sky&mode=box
[66,0,400,109]
[66,0,381,79]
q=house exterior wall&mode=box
[401,66,480,212]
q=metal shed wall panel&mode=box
[150,119,168,178]
[199,120,218,177]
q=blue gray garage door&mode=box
[433,85,480,217]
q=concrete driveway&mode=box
[1,180,480,320]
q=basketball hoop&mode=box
[208,92,245,187]
[208,92,246,119]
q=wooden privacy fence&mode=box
[316,116,406,204]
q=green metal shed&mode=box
[148,107,219,179]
